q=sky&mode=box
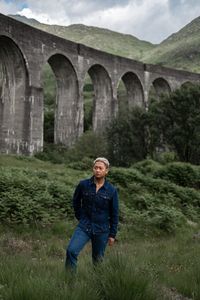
[1,0,200,44]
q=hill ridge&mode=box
[8,14,200,73]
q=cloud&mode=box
[16,0,173,42]
[0,1,19,14]
[17,7,70,25]
[1,0,200,43]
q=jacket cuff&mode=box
[109,233,116,239]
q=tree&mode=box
[148,84,200,164]
[106,107,148,167]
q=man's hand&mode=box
[108,237,115,246]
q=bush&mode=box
[148,84,200,164]
[155,151,177,164]
[154,162,200,188]
[108,165,200,232]
[1,156,200,234]
[67,157,93,171]
[34,143,68,164]
[35,131,108,165]
[133,159,162,175]
[106,107,148,167]
[0,167,74,224]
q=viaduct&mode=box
[0,13,200,155]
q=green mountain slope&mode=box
[9,14,154,61]
[143,17,200,73]
[8,14,200,73]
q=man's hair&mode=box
[93,157,110,169]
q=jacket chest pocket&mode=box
[96,194,110,210]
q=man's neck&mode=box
[94,177,105,186]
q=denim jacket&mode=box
[73,176,119,238]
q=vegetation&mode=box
[106,107,148,167]
[143,16,200,72]
[0,155,200,233]
[9,14,154,61]
[1,222,200,300]
[10,14,200,72]
[42,64,56,143]
[148,84,200,164]
[0,155,200,299]
[105,84,200,166]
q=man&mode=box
[65,157,119,270]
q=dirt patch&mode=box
[162,286,192,300]
[1,237,32,254]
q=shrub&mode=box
[133,159,162,175]
[0,167,73,224]
[106,107,148,167]
[154,162,200,188]
[67,157,93,171]
[35,131,108,165]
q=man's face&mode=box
[93,161,108,179]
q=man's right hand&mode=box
[108,237,115,246]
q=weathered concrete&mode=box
[0,13,200,155]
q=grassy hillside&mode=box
[0,155,200,299]
[143,16,200,73]
[9,14,154,61]
[9,14,200,73]
[0,154,200,232]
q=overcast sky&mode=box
[1,0,200,44]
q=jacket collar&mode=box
[90,176,109,190]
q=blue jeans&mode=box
[65,226,109,270]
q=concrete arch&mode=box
[0,35,30,154]
[86,64,114,132]
[181,81,195,88]
[45,53,79,146]
[150,77,171,101]
[117,72,144,110]
[1,14,200,155]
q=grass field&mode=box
[0,222,200,300]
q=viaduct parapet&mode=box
[0,13,200,155]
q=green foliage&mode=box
[35,143,69,164]
[93,253,157,300]
[0,167,74,224]
[133,159,162,175]
[148,84,200,164]
[65,130,108,163]
[44,111,54,143]
[41,63,56,102]
[83,81,93,132]
[155,151,177,164]
[154,162,200,188]
[1,154,200,233]
[84,99,93,132]
[106,107,148,167]
[36,131,108,166]
[67,157,93,171]
[42,63,56,143]
[143,17,200,72]
[108,166,200,233]
[1,222,200,299]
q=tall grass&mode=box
[0,223,200,300]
